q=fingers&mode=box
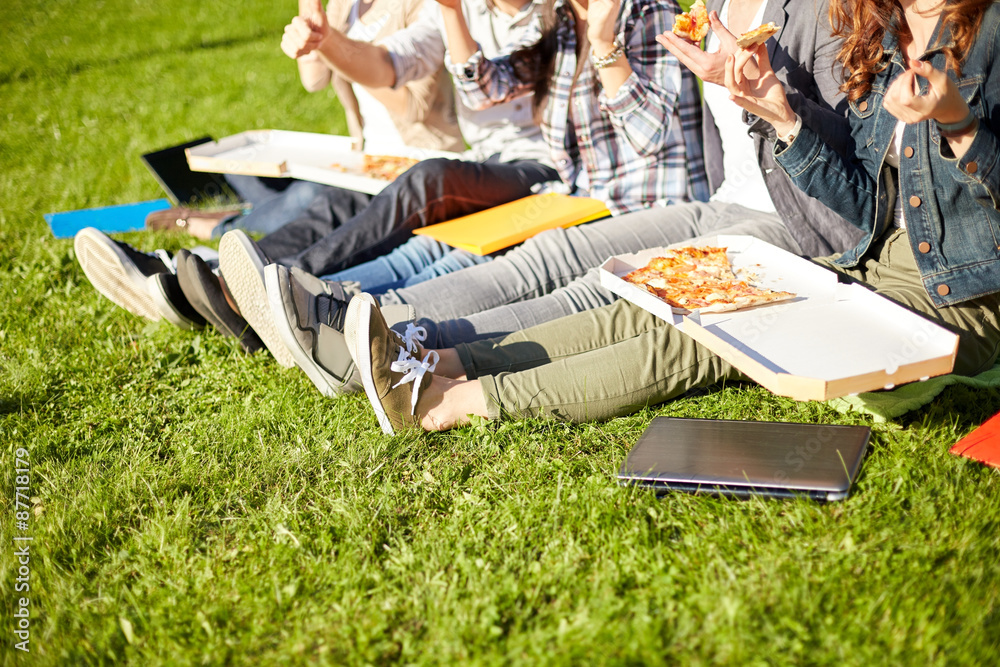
[657,31,706,72]
[723,54,746,97]
[897,69,917,106]
[282,16,323,58]
[732,47,757,86]
[709,11,738,49]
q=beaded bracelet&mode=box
[591,41,625,70]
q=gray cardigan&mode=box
[703,0,864,256]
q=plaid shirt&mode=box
[448,0,708,215]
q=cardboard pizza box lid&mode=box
[185,129,461,195]
[599,235,959,401]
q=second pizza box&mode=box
[598,235,959,401]
[185,130,462,195]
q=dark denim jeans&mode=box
[256,156,558,277]
[212,174,334,238]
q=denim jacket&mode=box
[774,6,1000,307]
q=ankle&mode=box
[434,348,467,380]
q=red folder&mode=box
[950,410,1000,469]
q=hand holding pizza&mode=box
[723,42,798,137]
[656,11,753,87]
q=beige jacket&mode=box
[321,0,463,152]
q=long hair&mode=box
[508,0,560,117]
[829,0,993,101]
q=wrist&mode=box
[774,113,802,143]
[591,39,624,70]
[770,104,797,134]
[936,108,976,135]
[590,39,617,58]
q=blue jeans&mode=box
[211,175,336,238]
[256,157,558,277]
[323,235,493,293]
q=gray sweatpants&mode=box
[379,202,803,347]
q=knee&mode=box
[397,158,453,190]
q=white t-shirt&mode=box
[701,0,777,213]
[346,1,407,153]
[885,119,907,228]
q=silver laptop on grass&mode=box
[618,417,871,501]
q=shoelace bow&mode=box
[390,344,439,414]
[398,323,427,355]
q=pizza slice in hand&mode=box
[672,0,710,43]
[736,22,781,49]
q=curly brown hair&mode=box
[829,0,993,101]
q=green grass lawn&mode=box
[2,0,1000,664]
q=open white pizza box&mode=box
[185,130,462,195]
[599,235,960,401]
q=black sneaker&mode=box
[175,249,264,354]
[148,272,207,330]
[74,227,170,320]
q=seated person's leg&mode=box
[321,236,476,292]
[275,157,558,277]
[255,186,374,262]
[403,248,493,287]
[381,204,798,348]
[349,298,743,432]
[214,178,336,238]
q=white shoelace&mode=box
[390,345,440,414]
[399,323,428,355]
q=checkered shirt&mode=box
[449,0,709,215]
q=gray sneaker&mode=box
[265,264,363,396]
[74,227,170,320]
[218,230,297,368]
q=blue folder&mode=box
[44,199,171,239]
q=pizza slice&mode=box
[362,154,419,181]
[672,0,710,43]
[736,22,781,49]
[328,154,419,181]
[623,245,796,314]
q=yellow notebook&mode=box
[413,193,611,255]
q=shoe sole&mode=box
[74,228,160,321]
[350,297,396,435]
[219,231,296,368]
[147,274,203,330]
[175,252,264,353]
[265,265,339,398]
